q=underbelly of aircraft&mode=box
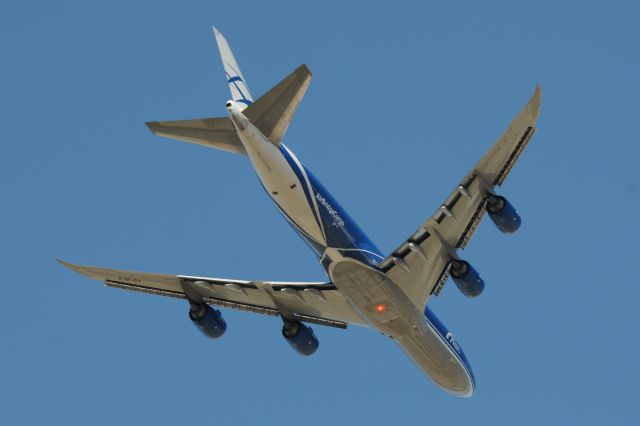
[328,256,474,396]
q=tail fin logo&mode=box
[214,27,254,110]
[225,70,252,106]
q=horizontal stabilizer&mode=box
[146,117,246,155]
[244,64,312,145]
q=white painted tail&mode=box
[213,27,253,110]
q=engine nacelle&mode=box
[189,303,227,339]
[450,260,485,298]
[282,320,319,356]
[486,194,521,234]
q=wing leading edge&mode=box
[58,260,365,329]
[378,86,541,308]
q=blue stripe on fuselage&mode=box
[424,306,476,391]
[277,144,383,267]
[278,145,324,233]
[305,170,383,266]
[257,180,325,256]
[262,143,471,393]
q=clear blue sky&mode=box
[2,0,639,424]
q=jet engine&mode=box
[450,260,485,298]
[282,319,319,356]
[189,303,227,339]
[486,194,521,234]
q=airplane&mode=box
[60,27,541,397]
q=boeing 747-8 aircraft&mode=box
[60,27,541,396]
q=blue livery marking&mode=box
[277,144,383,268]
[225,69,252,105]
[424,306,476,391]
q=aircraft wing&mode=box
[58,260,365,329]
[377,86,541,308]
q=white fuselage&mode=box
[229,104,326,247]
[227,102,474,396]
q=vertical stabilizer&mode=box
[213,27,254,110]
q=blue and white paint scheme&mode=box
[214,27,253,109]
[60,27,541,397]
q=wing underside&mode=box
[378,86,541,308]
[59,260,365,329]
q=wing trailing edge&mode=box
[378,86,542,308]
[58,260,362,328]
[475,85,541,186]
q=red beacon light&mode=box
[374,304,386,313]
